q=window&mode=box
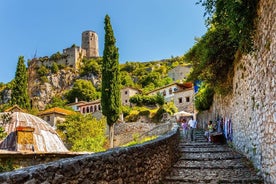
[169,88,173,94]
[82,108,85,114]
[178,98,183,104]
[90,106,93,112]
[86,107,89,113]
[125,91,128,95]
[186,97,190,102]
[46,116,50,122]
[163,90,166,96]
[125,100,128,103]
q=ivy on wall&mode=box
[186,0,260,111]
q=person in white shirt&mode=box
[188,117,197,141]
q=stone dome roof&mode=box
[0,112,68,153]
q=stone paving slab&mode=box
[174,159,247,169]
[180,152,244,161]
[164,168,263,183]
[180,147,232,153]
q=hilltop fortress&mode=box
[31,30,99,69]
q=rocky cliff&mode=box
[27,60,100,110]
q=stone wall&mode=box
[0,152,83,169]
[0,124,180,184]
[197,0,276,183]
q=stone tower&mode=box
[81,30,99,58]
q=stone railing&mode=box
[0,152,84,169]
[0,124,180,184]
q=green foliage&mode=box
[124,106,155,122]
[10,56,31,109]
[130,94,164,106]
[40,76,49,84]
[194,83,214,111]
[57,113,107,152]
[122,134,157,147]
[101,14,121,126]
[186,0,259,110]
[163,101,178,115]
[51,62,59,73]
[45,96,70,110]
[152,102,177,123]
[0,82,5,90]
[120,71,135,87]
[50,51,63,61]
[80,57,102,77]
[198,0,259,53]
[65,79,99,103]
[155,93,165,106]
[37,65,49,76]
[0,159,14,173]
[0,126,7,140]
[186,26,237,89]
[121,105,131,117]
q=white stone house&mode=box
[173,88,194,113]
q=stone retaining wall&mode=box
[0,152,83,169]
[0,124,180,184]
[197,0,276,183]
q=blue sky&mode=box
[0,0,207,83]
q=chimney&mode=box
[75,97,78,103]
[16,125,35,152]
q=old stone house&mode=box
[38,107,74,128]
[173,88,194,113]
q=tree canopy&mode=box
[57,113,107,152]
[65,79,99,103]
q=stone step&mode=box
[179,143,222,148]
[162,177,263,184]
[173,159,248,169]
[179,152,244,161]
[180,147,231,153]
[163,168,263,184]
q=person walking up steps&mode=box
[181,119,188,139]
[188,117,197,141]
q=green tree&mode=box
[80,57,102,77]
[101,15,121,148]
[51,62,59,74]
[45,96,70,110]
[10,56,30,109]
[65,79,99,103]
[57,113,107,152]
[120,71,134,87]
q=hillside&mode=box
[0,56,190,111]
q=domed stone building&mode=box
[0,111,68,153]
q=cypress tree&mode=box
[101,15,121,148]
[11,56,31,109]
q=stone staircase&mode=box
[161,130,264,184]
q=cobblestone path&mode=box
[162,130,264,184]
